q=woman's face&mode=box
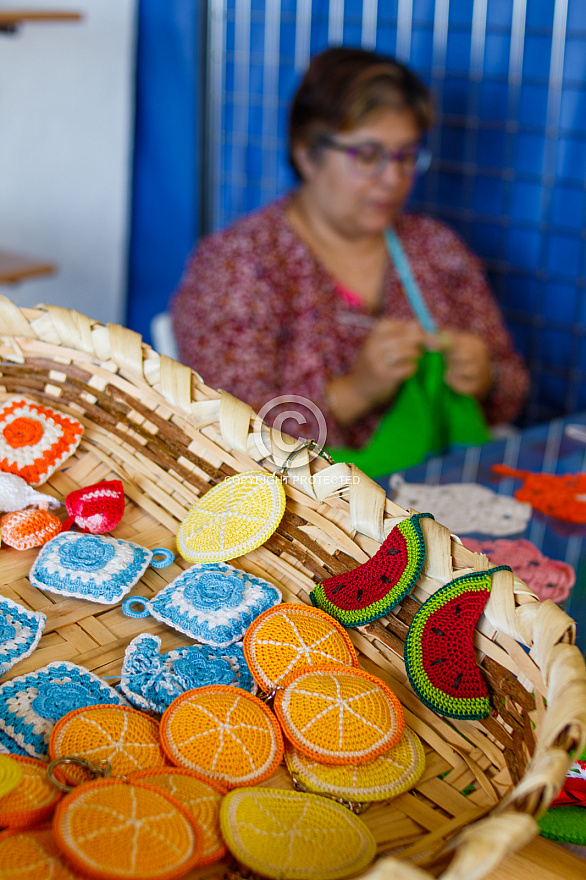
[296,107,423,237]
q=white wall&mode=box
[0,0,136,326]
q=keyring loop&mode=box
[46,756,113,793]
[277,439,334,475]
[122,595,150,618]
[150,547,175,569]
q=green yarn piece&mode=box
[539,806,586,845]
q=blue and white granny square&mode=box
[0,595,46,677]
[148,562,282,648]
[29,533,153,604]
[0,661,128,760]
[120,633,257,714]
[0,726,28,756]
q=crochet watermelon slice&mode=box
[310,513,432,627]
[404,567,510,720]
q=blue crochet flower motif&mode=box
[0,595,46,678]
[32,682,95,720]
[120,633,256,713]
[29,533,153,605]
[0,661,127,760]
[147,561,281,648]
[58,535,116,571]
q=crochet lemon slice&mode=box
[220,787,377,880]
[0,755,22,799]
[177,471,286,563]
[243,602,358,692]
[285,726,426,804]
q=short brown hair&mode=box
[288,46,433,180]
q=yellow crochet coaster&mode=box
[274,665,405,765]
[160,685,283,788]
[243,602,358,693]
[130,767,227,866]
[285,726,426,804]
[0,755,62,828]
[220,787,377,880]
[52,778,203,880]
[0,825,79,880]
[0,754,23,798]
[177,471,286,563]
[48,704,168,786]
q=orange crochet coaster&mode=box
[0,824,82,880]
[160,685,283,789]
[274,666,405,765]
[52,778,203,880]
[130,767,227,866]
[48,705,168,786]
[0,509,62,550]
[285,726,426,804]
[0,754,62,827]
[0,397,84,487]
[243,602,359,693]
[220,787,377,880]
[177,471,286,563]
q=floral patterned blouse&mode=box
[171,196,529,449]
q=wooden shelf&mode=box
[0,10,82,32]
[0,249,57,285]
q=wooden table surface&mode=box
[0,250,56,284]
[488,836,585,879]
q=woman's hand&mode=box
[440,330,493,400]
[327,319,425,425]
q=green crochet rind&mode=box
[404,567,511,720]
[539,806,586,845]
[309,513,430,628]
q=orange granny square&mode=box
[160,685,283,789]
[274,665,405,765]
[243,603,358,693]
[0,397,83,487]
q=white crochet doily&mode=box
[389,475,532,537]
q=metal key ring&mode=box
[46,755,114,792]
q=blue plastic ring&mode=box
[122,596,150,618]
[150,547,175,569]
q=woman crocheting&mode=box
[171,47,529,478]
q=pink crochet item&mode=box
[461,538,575,604]
[61,480,125,534]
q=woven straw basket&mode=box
[1,293,586,880]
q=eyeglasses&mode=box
[319,136,432,178]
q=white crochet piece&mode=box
[389,475,532,537]
[0,473,60,513]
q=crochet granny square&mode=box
[0,595,46,678]
[147,562,282,648]
[0,661,128,761]
[29,533,153,604]
[0,727,28,756]
[0,397,84,487]
[120,633,257,714]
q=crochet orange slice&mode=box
[285,726,426,803]
[0,755,62,827]
[220,787,377,880]
[273,665,405,765]
[243,602,358,692]
[0,825,82,880]
[52,778,203,880]
[130,767,227,865]
[48,704,168,786]
[160,685,283,788]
